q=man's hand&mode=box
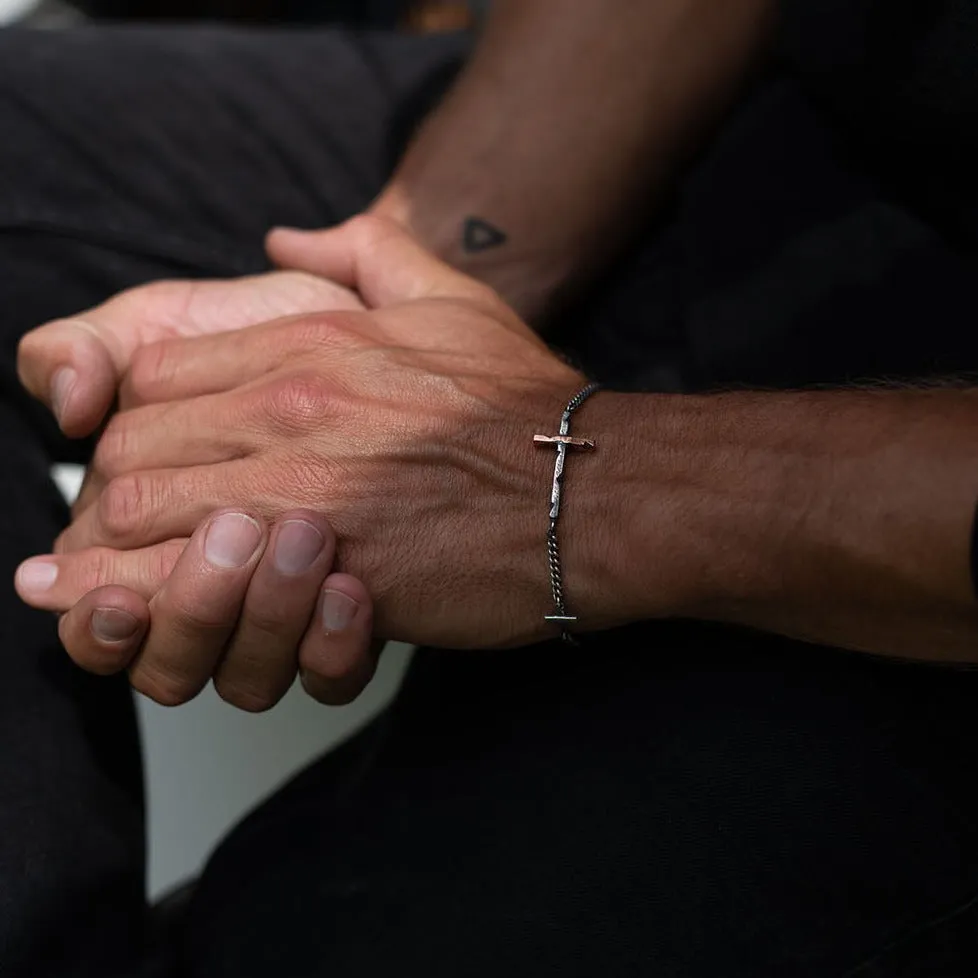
[16,510,377,709]
[16,265,379,708]
[17,269,364,437]
[53,217,593,649]
[26,224,978,665]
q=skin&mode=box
[18,217,978,670]
[16,270,378,709]
[17,269,364,440]
[24,219,582,651]
[51,511,376,710]
[12,0,784,704]
[370,0,777,320]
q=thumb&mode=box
[18,271,365,438]
[18,317,121,439]
[15,539,187,613]
[266,215,487,308]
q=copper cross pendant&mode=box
[534,425,595,522]
[533,434,596,450]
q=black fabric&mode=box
[1,11,978,978]
[0,25,468,976]
[181,629,978,978]
[778,0,978,245]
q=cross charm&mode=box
[533,435,596,449]
[534,414,595,521]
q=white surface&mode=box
[52,463,410,899]
[0,0,39,25]
[140,647,411,898]
[51,462,85,503]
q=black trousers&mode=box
[3,24,978,978]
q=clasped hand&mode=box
[15,217,584,709]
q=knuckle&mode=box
[168,597,239,634]
[76,547,120,592]
[301,670,357,707]
[155,539,187,580]
[260,371,331,431]
[241,606,292,637]
[306,650,358,685]
[213,676,280,714]
[127,341,171,403]
[92,416,133,480]
[94,539,184,595]
[347,212,387,247]
[131,664,200,708]
[98,475,147,539]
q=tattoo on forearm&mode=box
[462,217,507,254]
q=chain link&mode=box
[542,383,601,642]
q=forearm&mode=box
[373,0,776,319]
[570,389,978,661]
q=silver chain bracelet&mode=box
[533,382,602,642]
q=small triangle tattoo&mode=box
[462,217,508,254]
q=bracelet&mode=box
[534,383,602,642]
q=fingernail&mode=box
[321,590,359,634]
[273,520,325,575]
[204,513,262,569]
[16,558,58,596]
[51,367,76,425]
[91,608,140,643]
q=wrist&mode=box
[560,393,782,634]
[557,391,676,634]
[369,182,577,323]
